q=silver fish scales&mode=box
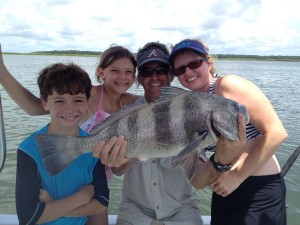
[35,86,249,176]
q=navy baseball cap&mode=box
[169,39,208,64]
[137,48,169,69]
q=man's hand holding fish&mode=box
[92,135,130,169]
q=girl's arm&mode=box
[0,44,47,115]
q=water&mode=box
[0,55,299,224]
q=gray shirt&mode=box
[117,158,203,225]
[116,98,203,225]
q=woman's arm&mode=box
[205,75,288,195]
[0,44,47,115]
[217,75,287,178]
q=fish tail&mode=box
[35,134,80,176]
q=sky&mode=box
[0,0,300,56]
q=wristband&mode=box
[209,153,232,172]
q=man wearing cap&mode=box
[110,42,203,225]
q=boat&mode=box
[0,214,211,225]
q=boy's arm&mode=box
[67,160,109,224]
[16,150,45,225]
[16,150,94,224]
[37,185,94,223]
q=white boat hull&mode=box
[0,214,211,225]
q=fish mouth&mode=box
[211,121,220,137]
[207,118,220,142]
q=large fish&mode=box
[0,92,7,173]
[35,87,249,177]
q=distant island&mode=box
[4,50,300,62]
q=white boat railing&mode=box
[0,214,211,225]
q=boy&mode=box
[15,63,109,225]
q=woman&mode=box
[169,39,288,225]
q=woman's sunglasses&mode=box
[139,66,170,78]
[173,58,207,76]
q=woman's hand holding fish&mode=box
[210,114,247,196]
[93,135,130,168]
[210,169,242,197]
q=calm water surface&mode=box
[0,55,299,224]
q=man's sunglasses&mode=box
[172,58,207,76]
[139,66,169,78]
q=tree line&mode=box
[5,50,300,61]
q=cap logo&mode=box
[175,41,191,50]
[147,50,158,58]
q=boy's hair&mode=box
[95,44,137,83]
[37,63,92,101]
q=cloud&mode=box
[0,0,299,55]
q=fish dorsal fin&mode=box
[154,86,188,103]
[89,97,149,134]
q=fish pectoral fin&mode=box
[176,130,208,158]
[180,152,200,182]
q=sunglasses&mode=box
[173,58,207,76]
[139,66,169,78]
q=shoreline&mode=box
[3,52,300,62]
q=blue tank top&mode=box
[19,125,99,225]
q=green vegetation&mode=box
[4,50,102,57]
[213,54,300,62]
[4,50,300,62]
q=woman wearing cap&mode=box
[169,39,288,225]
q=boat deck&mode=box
[0,214,211,225]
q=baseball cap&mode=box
[137,48,169,69]
[169,39,208,64]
